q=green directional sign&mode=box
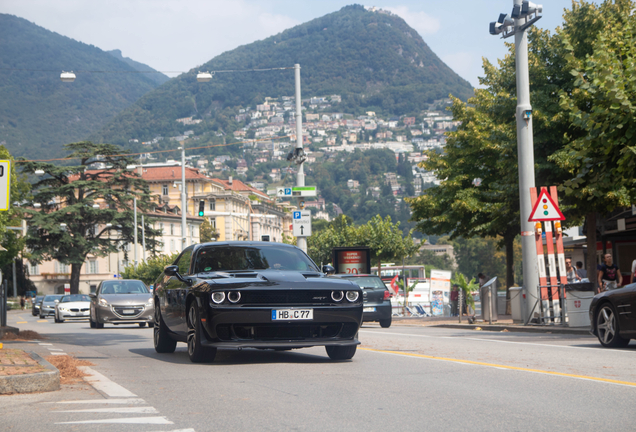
[292,186,317,197]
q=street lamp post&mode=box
[490,0,543,323]
[179,145,187,251]
[293,64,308,253]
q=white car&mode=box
[55,294,92,323]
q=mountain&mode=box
[0,14,167,159]
[107,49,170,86]
[92,5,473,146]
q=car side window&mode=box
[176,247,194,275]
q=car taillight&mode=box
[383,290,391,300]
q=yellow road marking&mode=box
[16,321,27,324]
[360,347,636,387]
[37,320,48,323]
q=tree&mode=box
[199,218,218,243]
[550,0,636,291]
[21,142,162,294]
[0,146,34,295]
[122,252,179,286]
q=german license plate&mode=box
[271,309,313,320]
[363,307,376,312]
[123,309,135,314]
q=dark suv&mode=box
[330,274,392,328]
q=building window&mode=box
[170,223,174,235]
[88,260,99,274]
[159,222,164,234]
[170,239,175,251]
[55,262,69,274]
[162,184,169,195]
[29,262,39,276]
[209,200,216,211]
[210,218,216,229]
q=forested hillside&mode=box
[0,14,167,158]
[93,5,473,146]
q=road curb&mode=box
[433,324,592,335]
[0,351,60,394]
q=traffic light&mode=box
[198,200,205,217]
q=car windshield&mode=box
[61,294,91,303]
[194,245,319,273]
[342,276,386,289]
[43,295,62,302]
[100,281,149,295]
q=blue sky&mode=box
[0,0,597,87]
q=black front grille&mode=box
[239,290,336,306]
[113,306,144,317]
[216,323,343,341]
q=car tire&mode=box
[139,323,147,328]
[39,314,45,319]
[148,322,154,328]
[154,300,177,354]
[92,313,104,329]
[325,345,357,360]
[54,314,64,323]
[187,302,216,363]
[89,316,96,328]
[596,303,630,348]
[379,318,392,328]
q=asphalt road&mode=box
[2,309,635,432]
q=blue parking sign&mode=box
[293,211,301,219]
[285,188,292,195]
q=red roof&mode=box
[211,178,269,200]
[140,166,209,182]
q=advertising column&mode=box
[430,270,451,316]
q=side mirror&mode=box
[322,264,336,275]
[89,294,96,299]
[54,299,59,303]
[164,265,179,277]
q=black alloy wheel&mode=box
[596,303,630,348]
[325,345,357,360]
[153,300,176,353]
[187,302,216,363]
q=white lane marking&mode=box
[78,367,137,397]
[56,416,173,425]
[59,407,159,414]
[47,348,64,351]
[51,352,66,356]
[51,399,147,404]
[149,429,196,432]
[361,330,633,353]
[38,343,53,346]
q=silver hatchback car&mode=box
[90,280,154,328]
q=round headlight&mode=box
[99,298,108,307]
[227,291,241,304]
[211,292,226,304]
[346,291,359,302]
[331,291,344,302]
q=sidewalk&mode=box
[390,314,592,335]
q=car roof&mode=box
[194,241,299,250]
[331,274,378,278]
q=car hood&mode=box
[57,301,91,308]
[100,294,152,305]
[201,270,357,290]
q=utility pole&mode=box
[180,144,187,251]
[141,214,146,262]
[294,63,308,253]
[490,0,543,323]
[133,197,138,269]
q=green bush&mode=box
[122,253,179,286]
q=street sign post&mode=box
[0,160,11,211]
[292,210,312,237]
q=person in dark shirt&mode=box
[575,261,587,279]
[597,253,622,291]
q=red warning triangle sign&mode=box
[529,189,565,222]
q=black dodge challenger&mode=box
[153,242,363,363]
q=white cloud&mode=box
[384,6,441,36]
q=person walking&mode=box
[575,261,587,279]
[565,259,581,283]
[597,253,622,292]
[20,296,25,310]
[450,285,459,317]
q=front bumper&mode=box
[58,310,90,320]
[96,304,154,324]
[40,307,55,316]
[201,305,362,349]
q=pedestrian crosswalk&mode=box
[40,366,195,430]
